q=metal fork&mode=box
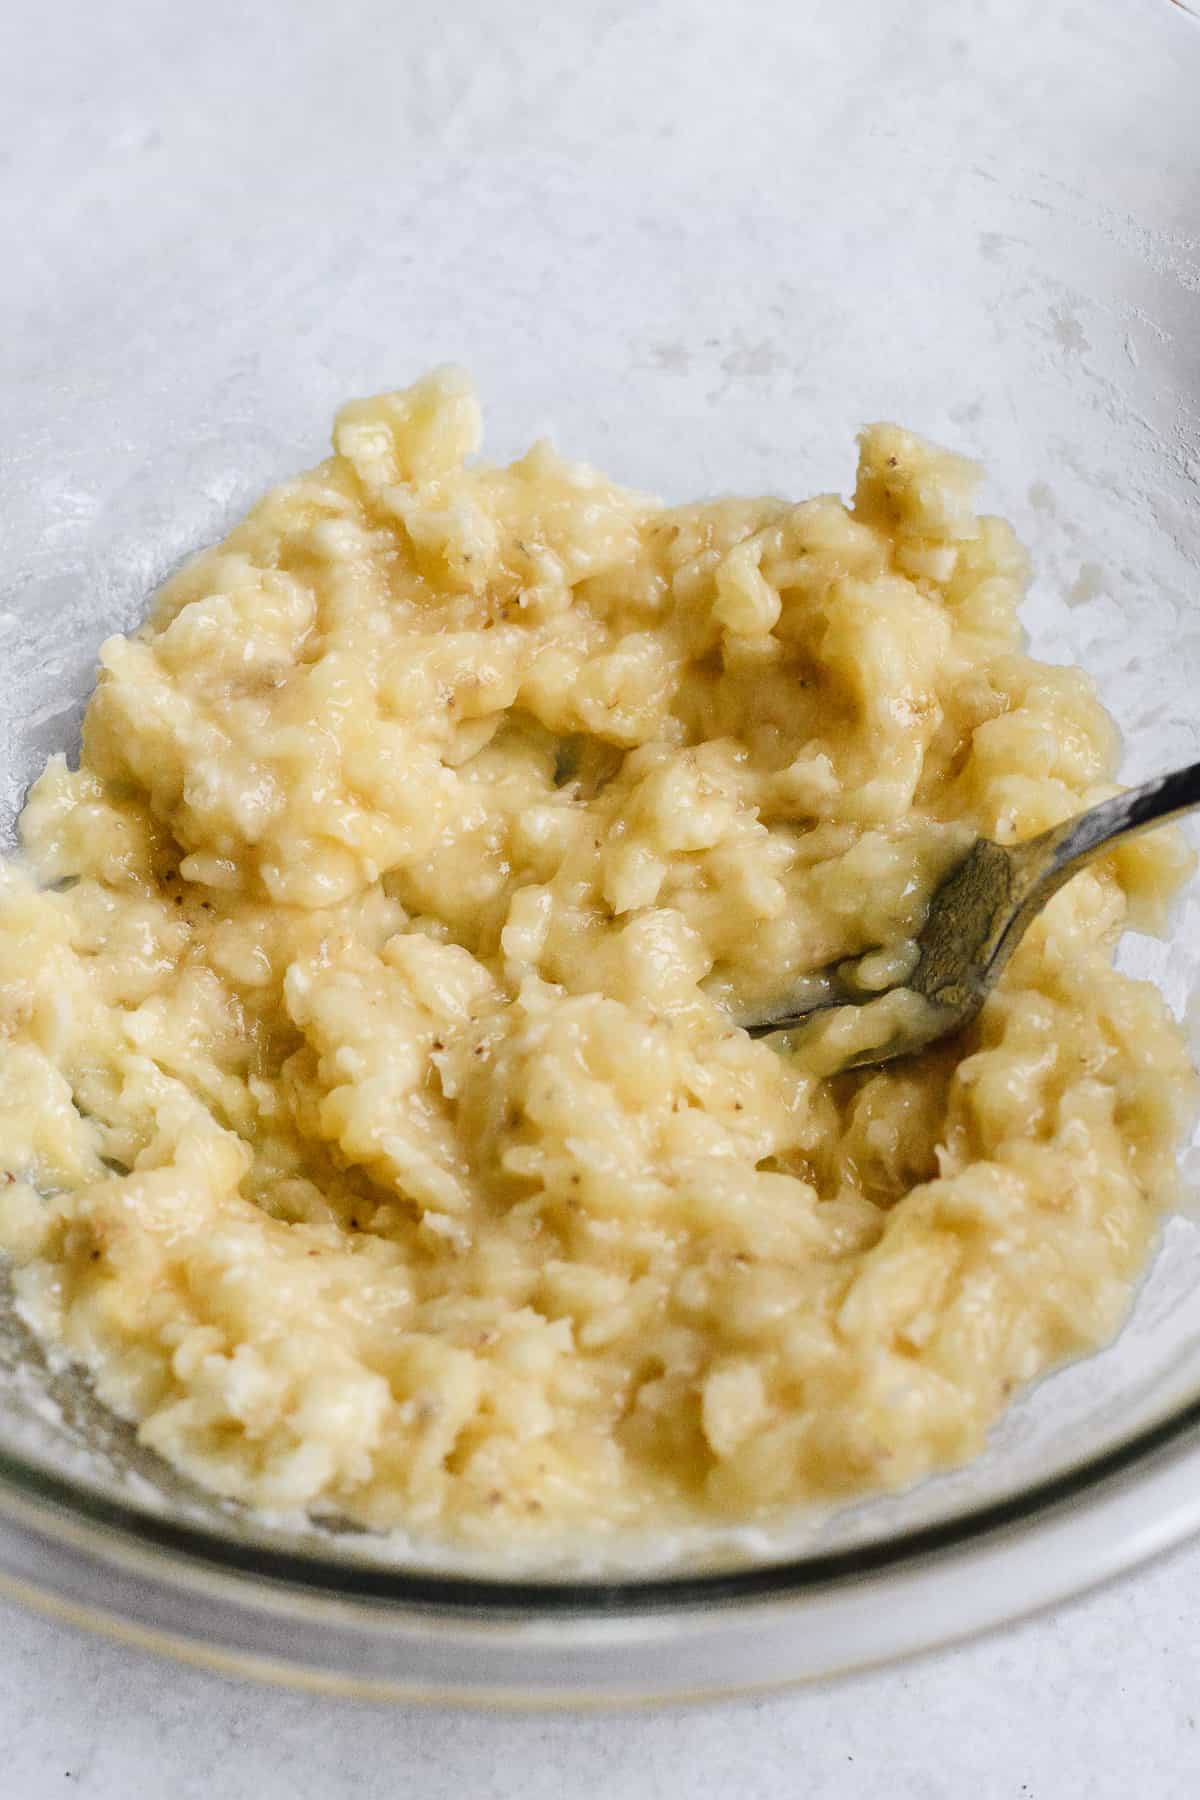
[743,759,1200,1072]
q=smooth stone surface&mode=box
[1,1538,1199,1796]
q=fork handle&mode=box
[988,757,1200,986]
[1026,757,1200,881]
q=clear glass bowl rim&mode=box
[3,1383,1200,1616]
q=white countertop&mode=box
[4,0,1200,1784]
[3,1541,1198,1797]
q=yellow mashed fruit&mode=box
[0,368,1194,1549]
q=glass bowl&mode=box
[2,0,1199,1703]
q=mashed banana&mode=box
[0,369,1193,1548]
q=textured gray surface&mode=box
[4,0,1200,1778]
[2,1544,1199,1798]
